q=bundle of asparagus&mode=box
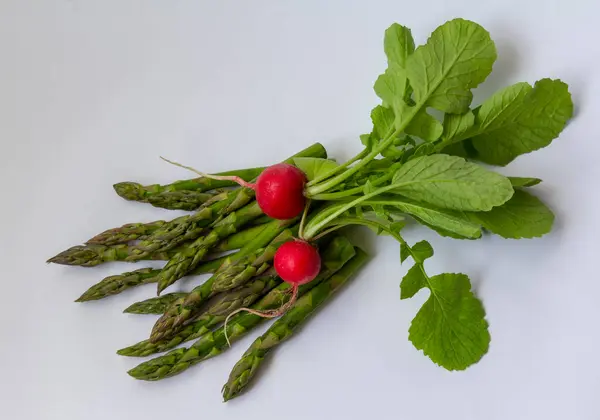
[48,142,369,400]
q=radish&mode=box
[254,163,307,220]
[273,239,321,285]
[160,158,307,220]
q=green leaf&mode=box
[390,221,406,233]
[392,154,514,211]
[400,264,427,299]
[469,79,574,165]
[413,218,480,240]
[374,67,408,111]
[384,23,415,70]
[360,133,374,149]
[443,111,475,143]
[369,198,482,239]
[508,177,542,188]
[406,19,496,114]
[411,240,434,263]
[408,273,490,370]
[371,105,396,139]
[405,143,435,162]
[400,243,411,263]
[293,157,339,181]
[363,179,376,194]
[405,110,443,142]
[439,140,471,159]
[468,190,554,239]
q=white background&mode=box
[2,1,599,419]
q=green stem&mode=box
[310,170,396,201]
[305,148,369,187]
[302,184,398,240]
[325,216,406,245]
[305,105,422,197]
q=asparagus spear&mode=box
[247,215,274,226]
[222,248,368,401]
[212,223,270,253]
[47,243,187,267]
[123,293,188,315]
[75,255,227,302]
[150,219,298,342]
[76,268,160,302]
[87,220,170,246]
[128,237,356,380]
[146,190,223,211]
[118,272,281,356]
[113,167,264,202]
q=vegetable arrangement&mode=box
[48,18,573,400]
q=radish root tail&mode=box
[223,284,299,347]
[160,156,256,189]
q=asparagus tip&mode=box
[113,182,146,201]
[122,306,139,314]
[75,291,94,302]
[156,283,167,296]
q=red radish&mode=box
[274,239,321,285]
[254,163,307,220]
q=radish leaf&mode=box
[508,177,542,188]
[468,189,554,239]
[391,154,514,211]
[384,23,415,69]
[293,157,339,181]
[444,79,573,165]
[442,111,475,143]
[365,197,482,239]
[406,19,496,114]
[408,273,489,370]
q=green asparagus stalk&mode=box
[146,190,223,211]
[149,219,299,342]
[212,223,270,253]
[76,268,159,302]
[222,248,368,401]
[123,293,188,315]
[75,255,228,302]
[87,220,170,246]
[128,237,356,380]
[47,243,187,267]
[248,215,274,226]
[114,168,264,203]
[118,272,280,356]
